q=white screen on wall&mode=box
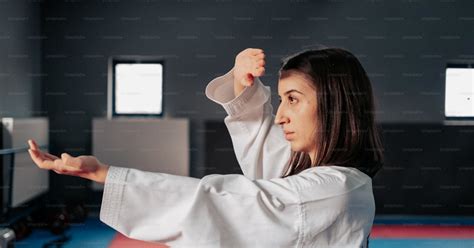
[445,68,474,117]
[115,63,163,115]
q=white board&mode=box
[1,118,49,208]
[92,118,189,190]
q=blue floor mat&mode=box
[370,238,474,248]
[15,215,474,248]
[371,215,474,248]
[374,215,474,225]
[14,217,117,248]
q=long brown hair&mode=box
[279,48,384,179]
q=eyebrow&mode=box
[278,89,304,97]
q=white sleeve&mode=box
[205,68,291,179]
[100,166,301,247]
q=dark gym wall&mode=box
[205,121,474,215]
[35,0,473,201]
[0,1,42,117]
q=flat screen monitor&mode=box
[445,64,474,118]
[109,57,164,117]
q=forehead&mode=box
[278,71,315,96]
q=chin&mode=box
[290,142,312,154]
[290,143,304,152]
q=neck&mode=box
[309,149,316,166]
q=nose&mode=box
[274,105,289,125]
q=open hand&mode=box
[28,139,109,184]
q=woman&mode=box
[28,47,383,247]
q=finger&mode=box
[244,74,254,86]
[28,139,39,151]
[61,153,69,161]
[253,67,265,77]
[54,159,83,173]
[44,152,59,160]
[32,139,39,150]
[57,165,83,174]
[61,153,82,169]
[28,140,52,161]
[54,159,62,172]
[28,149,43,164]
[28,146,48,161]
[29,149,56,170]
[255,52,265,59]
[249,48,264,55]
[256,59,265,67]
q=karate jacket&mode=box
[100,68,375,248]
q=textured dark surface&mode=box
[1,0,473,210]
[37,0,474,201]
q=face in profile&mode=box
[275,71,318,157]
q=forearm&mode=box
[224,81,292,179]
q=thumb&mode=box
[61,153,81,167]
[243,73,254,86]
[61,152,71,160]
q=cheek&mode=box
[297,104,317,128]
[300,106,318,142]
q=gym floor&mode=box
[14,215,474,248]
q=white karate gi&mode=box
[100,68,375,248]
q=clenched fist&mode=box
[233,48,266,97]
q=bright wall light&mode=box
[107,57,164,118]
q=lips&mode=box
[284,131,295,140]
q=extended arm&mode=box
[100,166,301,247]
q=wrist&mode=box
[93,164,110,184]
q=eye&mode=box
[288,96,297,104]
[278,96,298,104]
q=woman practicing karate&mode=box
[28,47,383,247]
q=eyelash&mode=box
[279,96,297,104]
